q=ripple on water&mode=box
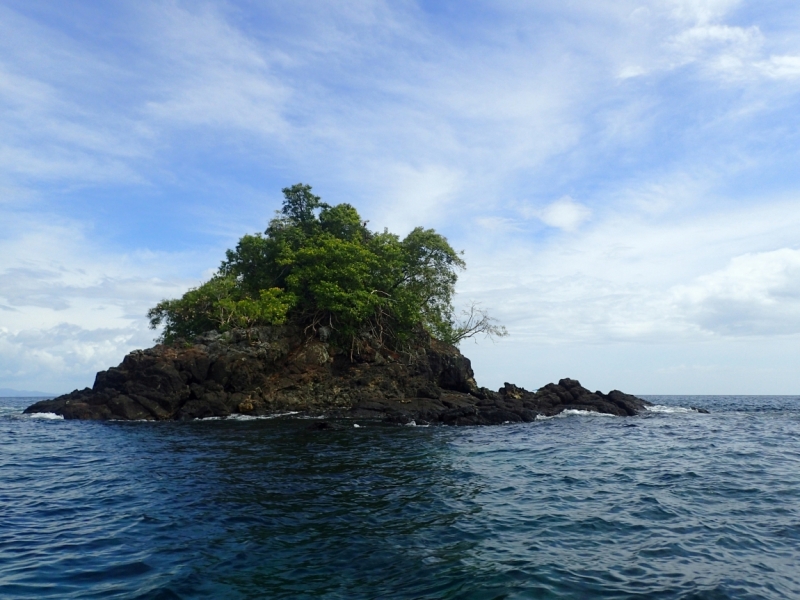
[1,396,800,598]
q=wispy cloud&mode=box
[521,196,592,232]
[458,195,800,345]
[142,3,292,138]
[2,0,800,392]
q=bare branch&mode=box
[449,302,508,345]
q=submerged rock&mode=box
[24,326,649,424]
[306,421,336,431]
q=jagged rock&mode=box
[24,326,650,424]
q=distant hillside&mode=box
[0,388,53,398]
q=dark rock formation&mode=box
[24,326,649,424]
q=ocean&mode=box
[1,395,799,599]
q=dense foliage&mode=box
[148,184,505,349]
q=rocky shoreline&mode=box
[25,326,649,425]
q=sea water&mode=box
[1,395,799,599]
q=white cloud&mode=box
[674,23,759,47]
[672,248,800,335]
[523,196,592,232]
[457,193,800,350]
[366,164,463,234]
[664,0,742,25]
[0,323,151,393]
[0,215,212,391]
[665,21,765,80]
[474,216,521,233]
[618,65,648,80]
[599,1,800,85]
[757,55,800,79]
[3,1,800,394]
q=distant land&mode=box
[0,388,53,398]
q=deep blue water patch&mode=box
[1,396,799,599]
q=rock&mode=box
[23,325,650,424]
[307,421,335,431]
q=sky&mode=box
[2,0,800,395]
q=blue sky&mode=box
[3,0,800,394]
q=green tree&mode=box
[147,276,293,343]
[148,184,506,349]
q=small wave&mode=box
[27,412,64,420]
[558,409,617,418]
[645,405,699,414]
[534,409,617,421]
[199,411,300,421]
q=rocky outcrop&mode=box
[24,326,649,424]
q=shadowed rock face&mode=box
[24,326,649,424]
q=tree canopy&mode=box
[148,184,506,349]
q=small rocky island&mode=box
[25,325,648,424]
[26,184,649,424]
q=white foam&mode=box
[536,409,617,420]
[199,411,300,421]
[353,423,361,428]
[645,405,697,414]
[556,409,617,418]
[28,412,64,420]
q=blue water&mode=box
[2,396,800,599]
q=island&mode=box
[25,184,648,424]
[24,325,648,423]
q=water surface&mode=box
[2,395,799,599]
